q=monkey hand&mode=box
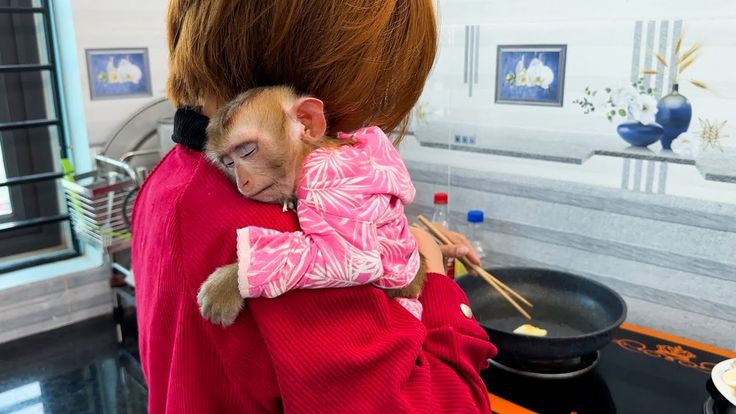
[197,263,244,327]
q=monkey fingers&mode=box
[197,264,245,327]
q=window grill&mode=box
[0,0,80,273]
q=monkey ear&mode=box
[291,97,327,143]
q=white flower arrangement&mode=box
[96,57,143,85]
[505,55,555,90]
[573,79,659,125]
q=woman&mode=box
[131,1,497,413]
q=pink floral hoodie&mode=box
[237,126,422,318]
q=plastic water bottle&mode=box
[430,192,454,277]
[466,210,486,260]
[430,192,450,228]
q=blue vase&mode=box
[655,84,692,150]
[616,121,664,147]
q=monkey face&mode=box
[205,86,327,205]
[218,124,302,204]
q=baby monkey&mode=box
[198,86,426,326]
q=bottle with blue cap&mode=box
[466,210,486,260]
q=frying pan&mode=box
[457,267,627,360]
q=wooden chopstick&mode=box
[416,215,533,320]
[415,215,532,306]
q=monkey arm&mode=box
[236,206,394,299]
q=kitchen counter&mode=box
[485,323,736,413]
[412,122,736,184]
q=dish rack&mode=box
[62,155,141,252]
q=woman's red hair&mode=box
[166,0,437,142]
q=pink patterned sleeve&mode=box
[237,202,392,299]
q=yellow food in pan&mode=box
[513,324,548,337]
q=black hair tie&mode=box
[171,107,210,152]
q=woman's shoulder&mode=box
[140,146,238,212]
[138,145,298,233]
[134,145,300,280]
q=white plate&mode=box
[711,358,736,407]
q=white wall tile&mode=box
[414,1,736,204]
[70,1,169,146]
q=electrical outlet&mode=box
[453,134,477,145]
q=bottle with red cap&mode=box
[430,192,449,228]
[430,192,454,277]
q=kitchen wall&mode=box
[427,0,736,138]
[415,0,736,202]
[68,0,169,149]
[403,0,736,349]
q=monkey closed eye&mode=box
[235,143,257,158]
[221,155,234,168]
[221,144,257,168]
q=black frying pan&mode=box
[457,267,627,360]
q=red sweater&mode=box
[132,144,497,414]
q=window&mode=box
[0,0,78,273]
[1,144,12,216]
[0,382,44,413]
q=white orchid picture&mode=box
[506,55,555,89]
[86,48,152,100]
[495,45,566,106]
[97,57,144,85]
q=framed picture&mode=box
[495,44,567,106]
[85,48,152,100]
